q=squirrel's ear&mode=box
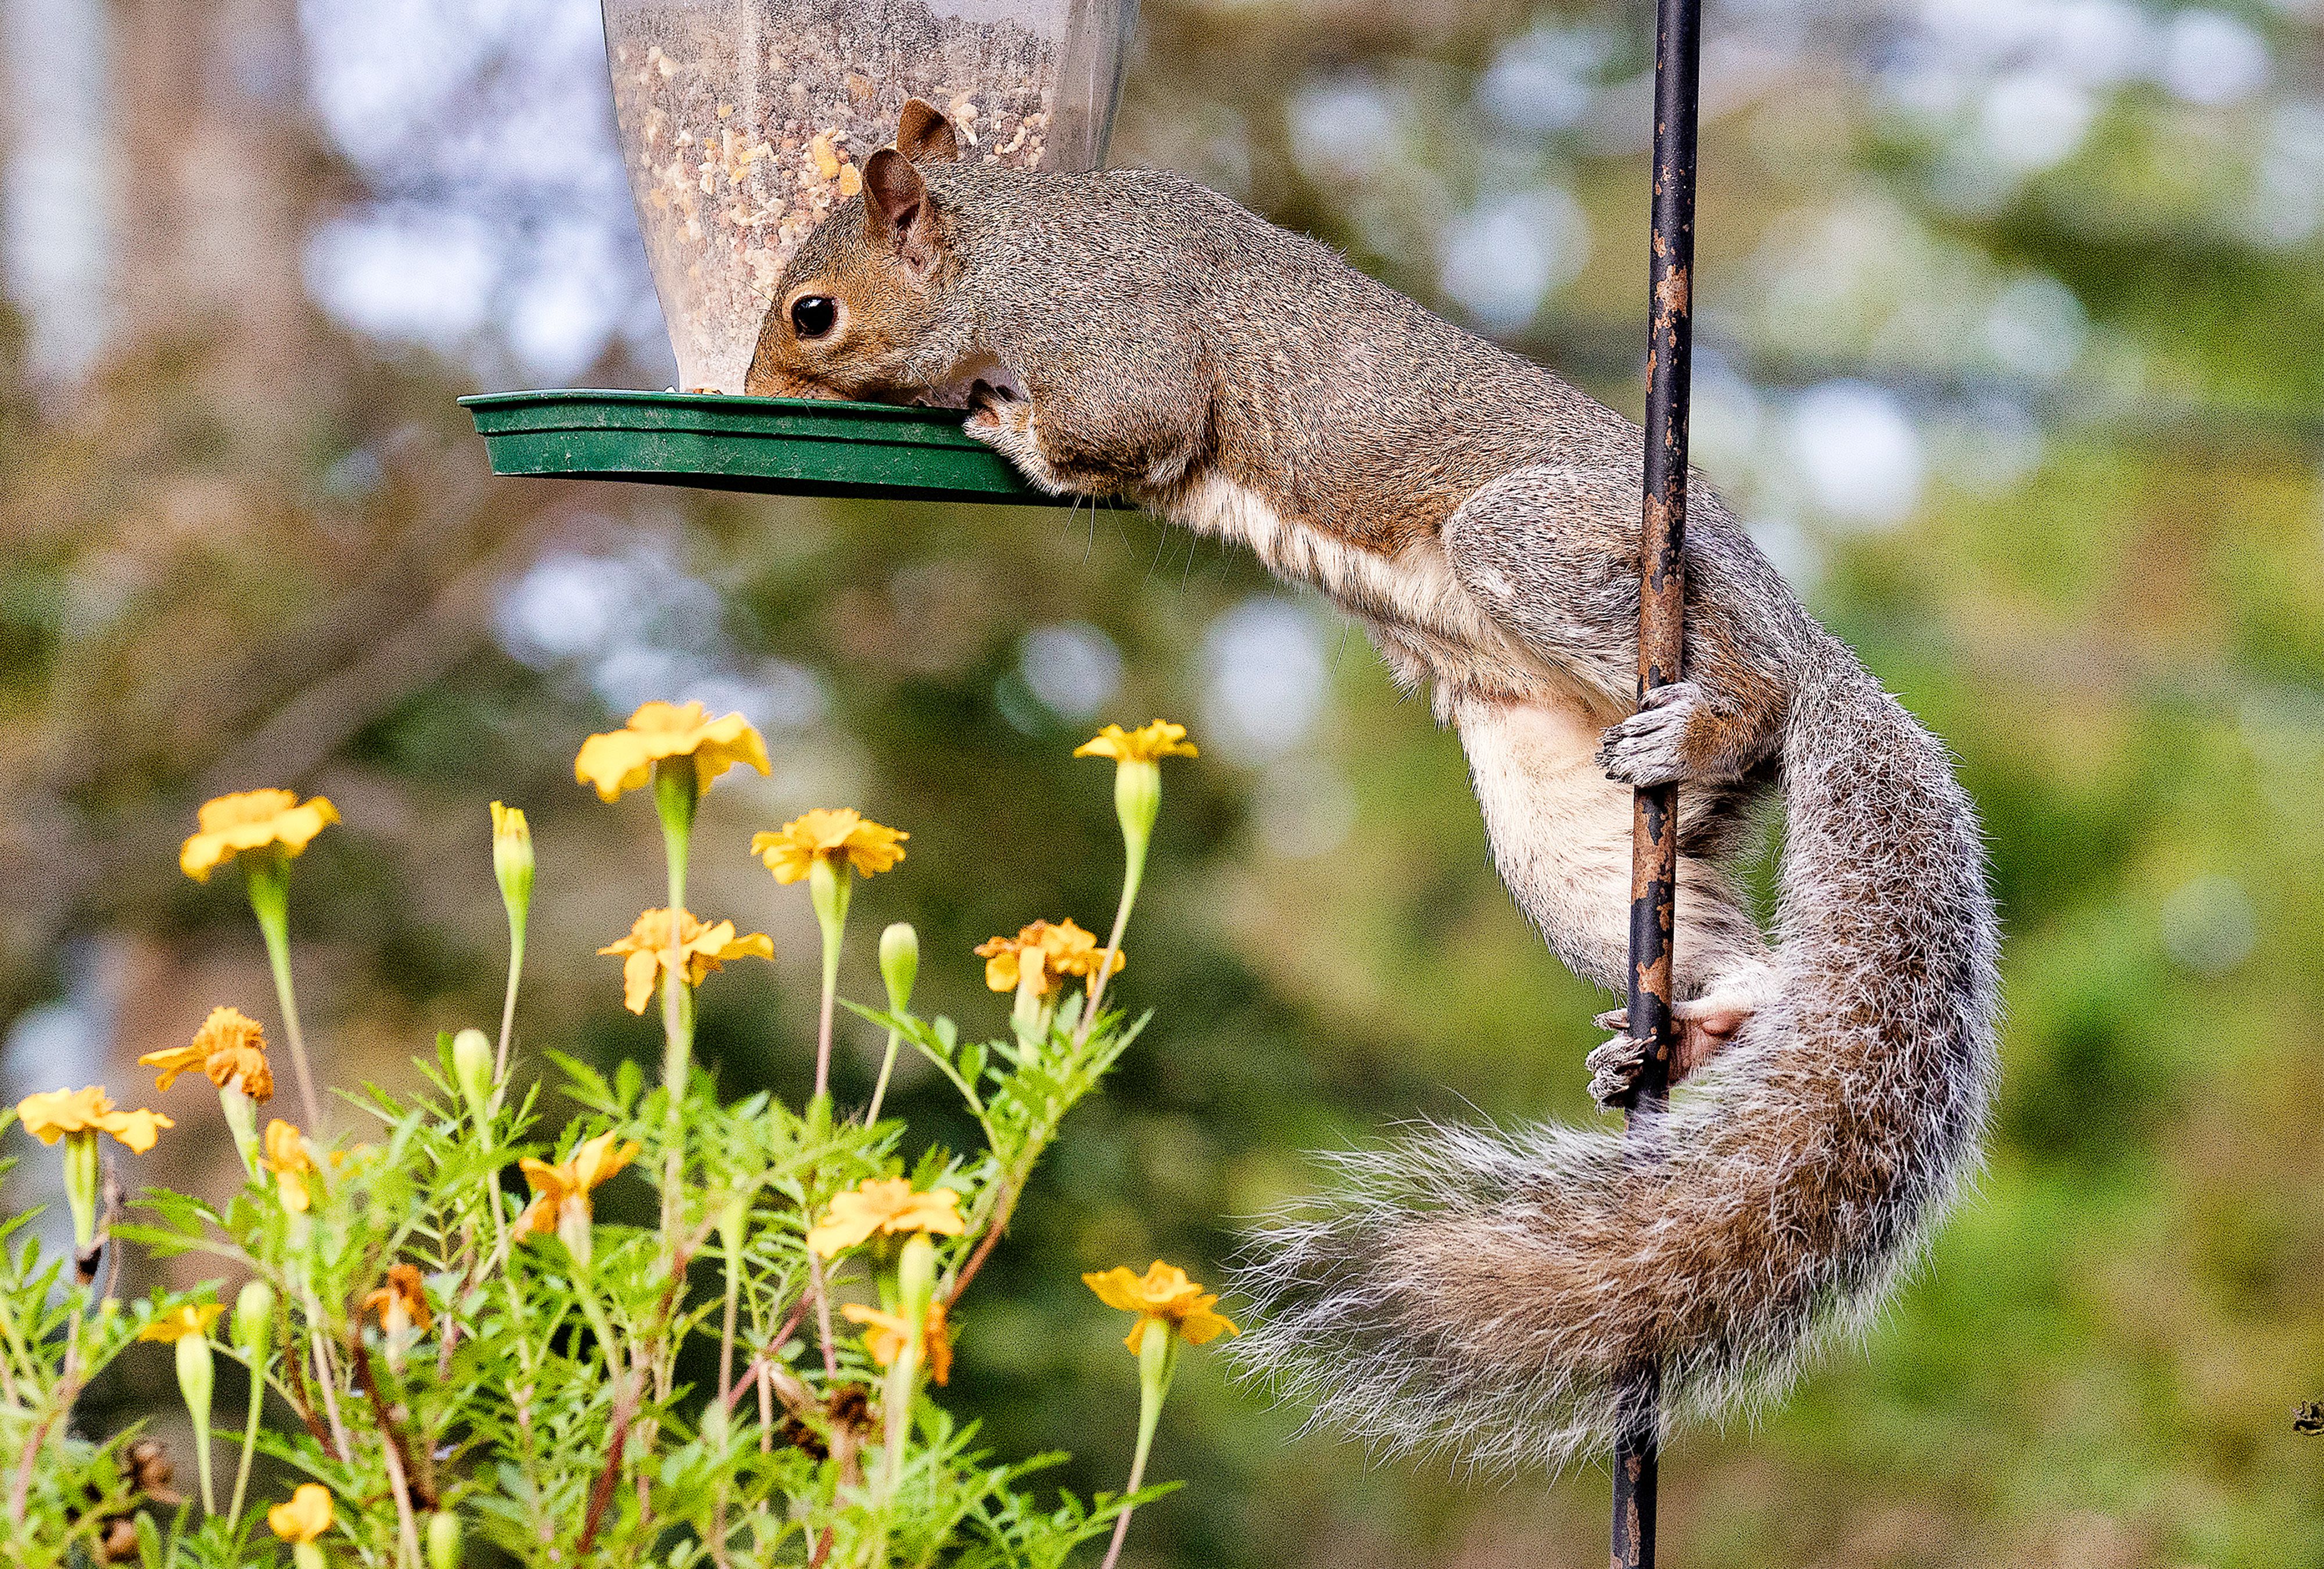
[863,148,941,274]
[895,98,961,164]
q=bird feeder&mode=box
[465,0,1138,502]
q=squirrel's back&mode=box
[926,163,1627,549]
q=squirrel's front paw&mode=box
[1586,1029,1654,1111]
[1596,680,1704,787]
[964,378,1032,435]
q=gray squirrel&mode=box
[746,100,2002,1474]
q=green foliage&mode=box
[0,737,1202,1567]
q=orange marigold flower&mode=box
[597,908,774,1013]
[140,1006,273,1101]
[136,1302,224,1344]
[807,1177,965,1258]
[360,1263,434,1338]
[261,1119,318,1213]
[842,1301,954,1385]
[750,808,908,883]
[973,918,1122,998]
[1083,1260,1239,1355]
[15,1087,173,1154]
[516,1130,641,1240]
[573,700,770,803]
[268,1482,333,1543]
[1073,720,1197,765]
[180,790,339,882]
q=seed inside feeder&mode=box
[603,0,1132,394]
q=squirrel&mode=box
[745,99,2002,1474]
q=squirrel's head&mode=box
[744,100,969,402]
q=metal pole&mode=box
[1614,0,1702,1563]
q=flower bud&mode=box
[234,1279,275,1365]
[451,1029,494,1124]
[807,855,851,951]
[1114,759,1162,855]
[426,1509,462,1569]
[701,1397,729,1450]
[557,1198,594,1273]
[176,1331,216,1445]
[896,1233,939,1324]
[489,802,534,926]
[878,922,919,1013]
[62,1129,99,1253]
[717,1190,749,1259]
[295,1543,327,1569]
[220,1086,262,1181]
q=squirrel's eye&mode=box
[791,295,838,339]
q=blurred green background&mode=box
[3,0,2322,1563]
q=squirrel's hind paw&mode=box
[1590,976,1762,1104]
[1595,680,1704,787]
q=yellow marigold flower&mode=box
[516,1130,642,1240]
[268,1482,334,1543]
[261,1119,318,1213]
[360,1263,434,1337]
[573,700,771,803]
[1073,721,1198,765]
[136,1302,224,1344]
[750,808,909,884]
[180,790,340,882]
[1083,1260,1239,1355]
[140,1006,274,1101]
[973,918,1122,998]
[15,1087,173,1154]
[807,1177,965,1258]
[597,908,774,1013]
[842,1301,954,1385]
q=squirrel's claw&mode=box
[1596,680,1704,787]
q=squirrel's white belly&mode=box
[1452,694,1641,993]
[1163,471,1571,711]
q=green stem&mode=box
[572,1271,628,1388]
[653,756,697,1245]
[1074,849,1145,1049]
[1100,1325,1174,1569]
[493,922,526,1094]
[865,1027,903,1124]
[808,858,850,1104]
[228,1351,265,1518]
[246,854,325,1131]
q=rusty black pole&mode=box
[1613,0,1702,1563]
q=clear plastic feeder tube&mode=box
[602,0,1138,393]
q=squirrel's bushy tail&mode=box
[1229,639,2000,1474]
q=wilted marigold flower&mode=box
[751,808,909,883]
[139,1006,273,1101]
[361,1263,433,1338]
[268,1482,333,1543]
[517,1130,642,1241]
[807,1177,964,1257]
[1083,1260,1239,1355]
[1074,720,1197,765]
[15,1087,173,1154]
[598,908,774,1013]
[261,1119,318,1213]
[974,918,1122,998]
[136,1302,224,1344]
[180,790,340,882]
[573,700,770,803]
[842,1301,954,1385]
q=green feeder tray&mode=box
[460,389,1075,506]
